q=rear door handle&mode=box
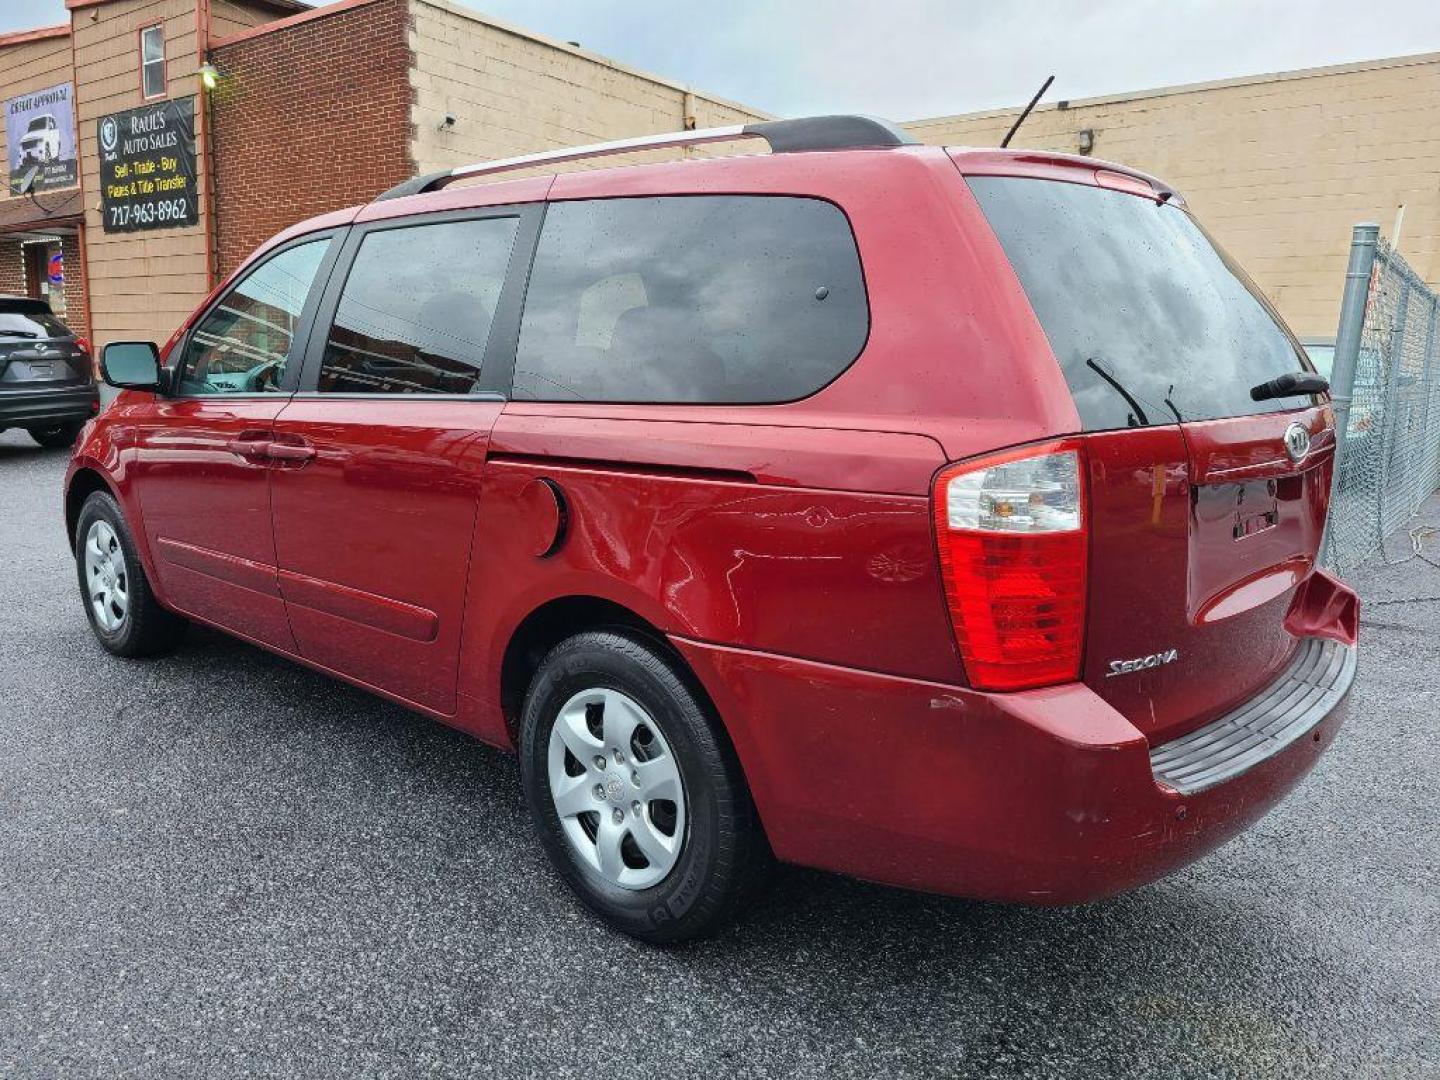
[267,442,316,463]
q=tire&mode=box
[519,630,769,943]
[29,422,84,449]
[74,490,185,658]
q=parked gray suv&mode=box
[0,295,96,447]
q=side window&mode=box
[177,239,331,396]
[513,195,869,403]
[140,25,166,100]
[318,216,519,395]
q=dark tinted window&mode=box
[513,196,868,403]
[0,306,68,339]
[969,177,1311,430]
[178,239,330,395]
[319,216,518,395]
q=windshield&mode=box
[26,118,47,133]
[969,176,1312,430]
[0,308,70,338]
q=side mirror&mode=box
[101,341,162,390]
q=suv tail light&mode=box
[932,439,1088,691]
[73,337,95,379]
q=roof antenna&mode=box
[1000,74,1055,148]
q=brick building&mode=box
[0,0,765,354]
[0,0,1434,352]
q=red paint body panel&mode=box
[1079,412,1336,743]
[129,396,297,650]
[64,141,1358,909]
[458,440,960,713]
[269,398,502,714]
[490,408,947,495]
[673,636,1350,902]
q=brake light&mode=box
[932,439,1088,691]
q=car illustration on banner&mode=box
[18,114,62,165]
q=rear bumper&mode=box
[0,385,98,428]
[674,635,1355,904]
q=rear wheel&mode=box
[29,422,84,449]
[74,490,185,657]
[519,630,768,943]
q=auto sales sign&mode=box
[99,97,198,233]
[6,82,78,196]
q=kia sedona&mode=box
[0,294,96,448]
[65,116,1359,942]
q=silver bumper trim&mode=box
[1149,637,1356,795]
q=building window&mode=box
[140,24,166,100]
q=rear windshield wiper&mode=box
[0,330,39,338]
[1086,357,1151,427]
[1249,371,1329,402]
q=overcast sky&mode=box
[9,0,1440,118]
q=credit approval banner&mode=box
[6,82,78,196]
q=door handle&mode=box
[267,442,316,463]
[226,437,273,459]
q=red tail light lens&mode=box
[932,439,1088,691]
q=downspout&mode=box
[65,8,94,357]
[681,90,696,157]
[195,0,218,287]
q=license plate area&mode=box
[1222,478,1280,539]
[3,359,74,383]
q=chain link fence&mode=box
[1322,227,1440,575]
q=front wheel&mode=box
[519,630,769,943]
[29,422,84,449]
[74,490,185,657]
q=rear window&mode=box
[0,307,68,339]
[512,195,868,403]
[969,177,1311,431]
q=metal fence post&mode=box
[1321,223,1380,564]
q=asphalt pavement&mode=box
[1,427,1436,1079]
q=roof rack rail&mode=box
[375,114,917,201]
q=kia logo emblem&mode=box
[1283,422,1311,464]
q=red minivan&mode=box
[66,116,1359,942]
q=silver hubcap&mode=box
[84,520,129,633]
[547,688,686,890]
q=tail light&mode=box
[932,439,1088,691]
[73,337,95,379]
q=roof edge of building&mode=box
[209,0,386,50]
[68,0,306,11]
[410,0,775,120]
[905,49,1440,130]
[0,24,71,49]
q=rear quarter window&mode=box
[969,176,1312,431]
[513,195,868,403]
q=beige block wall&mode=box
[73,0,209,348]
[905,54,1440,340]
[0,33,76,200]
[208,0,282,42]
[408,0,769,181]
